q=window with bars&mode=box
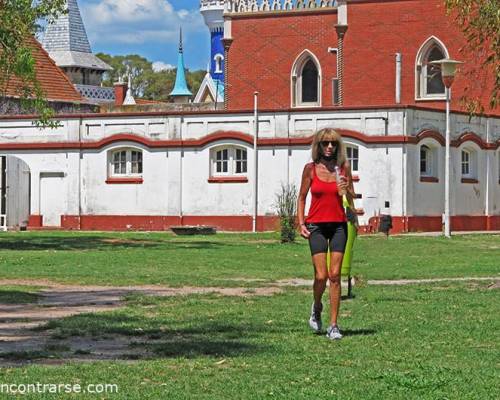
[346,145,359,172]
[110,149,143,177]
[461,149,471,177]
[420,145,431,176]
[211,146,248,176]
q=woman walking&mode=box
[297,128,356,340]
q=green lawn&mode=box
[0,232,498,399]
[1,282,499,399]
[0,231,498,285]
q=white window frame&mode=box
[210,146,248,177]
[109,148,143,177]
[214,54,224,74]
[345,144,359,173]
[291,50,322,108]
[461,147,477,179]
[420,145,433,177]
[415,36,449,101]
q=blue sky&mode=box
[79,0,210,71]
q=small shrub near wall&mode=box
[275,183,298,243]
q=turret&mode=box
[200,0,225,83]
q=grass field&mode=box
[0,231,498,285]
[0,232,498,399]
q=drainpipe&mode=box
[485,118,490,230]
[335,1,348,106]
[78,117,83,230]
[179,115,184,226]
[395,53,402,104]
[253,92,259,233]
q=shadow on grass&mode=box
[0,234,231,252]
[0,290,40,304]
[0,313,268,364]
[341,329,377,337]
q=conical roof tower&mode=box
[170,28,192,103]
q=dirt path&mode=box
[0,276,497,366]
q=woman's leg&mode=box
[311,253,328,305]
[328,223,348,326]
[328,251,344,326]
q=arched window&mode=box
[301,60,318,103]
[416,37,449,99]
[214,54,224,74]
[420,145,432,176]
[345,144,359,172]
[210,146,247,177]
[109,148,143,177]
[291,50,322,107]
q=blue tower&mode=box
[200,0,225,86]
[170,28,193,103]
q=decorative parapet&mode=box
[75,85,115,103]
[223,0,337,13]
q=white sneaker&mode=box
[326,324,343,340]
[308,302,323,333]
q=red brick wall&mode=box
[227,10,339,110]
[227,0,495,114]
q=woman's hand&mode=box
[299,224,310,239]
[338,176,348,194]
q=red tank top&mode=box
[305,163,347,224]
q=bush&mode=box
[274,183,298,243]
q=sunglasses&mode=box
[320,140,338,147]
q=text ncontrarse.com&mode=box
[0,383,118,394]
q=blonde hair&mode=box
[311,128,347,166]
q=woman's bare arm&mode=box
[297,163,313,238]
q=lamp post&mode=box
[431,59,463,238]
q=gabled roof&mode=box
[194,72,224,103]
[4,38,84,103]
[42,0,111,71]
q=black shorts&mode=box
[306,222,348,255]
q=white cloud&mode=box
[152,61,175,72]
[81,0,205,46]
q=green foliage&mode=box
[445,0,500,113]
[96,52,206,102]
[274,183,298,243]
[0,0,66,127]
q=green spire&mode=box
[170,28,192,97]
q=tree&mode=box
[445,0,500,113]
[97,53,206,102]
[0,0,66,126]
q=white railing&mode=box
[75,85,115,103]
[224,0,337,12]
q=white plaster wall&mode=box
[81,144,170,215]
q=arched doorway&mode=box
[0,156,31,230]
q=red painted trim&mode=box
[208,176,248,183]
[355,208,364,216]
[452,132,490,150]
[461,178,479,184]
[420,176,439,183]
[416,130,446,146]
[31,214,500,233]
[106,177,144,184]
[1,129,497,151]
[351,175,360,182]
[28,215,43,228]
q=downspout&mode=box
[78,117,83,230]
[335,1,348,106]
[485,117,490,230]
[253,92,259,233]
[179,115,184,226]
[402,109,408,232]
[395,53,402,104]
